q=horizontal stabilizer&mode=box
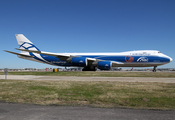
[16,48,41,54]
[4,50,34,58]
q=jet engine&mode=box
[97,61,112,70]
[71,57,87,67]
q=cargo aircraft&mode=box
[5,34,172,72]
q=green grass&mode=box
[0,71,175,77]
[0,80,175,110]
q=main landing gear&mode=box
[152,66,157,72]
[82,66,96,71]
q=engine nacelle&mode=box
[97,61,112,70]
[71,57,87,67]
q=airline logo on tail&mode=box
[16,34,40,52]
[19,42,40,51]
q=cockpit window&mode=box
[158,51,161,53]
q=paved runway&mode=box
[0,75,175,83]
[0,102,174,120]
[0,76,175,119]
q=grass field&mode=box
[0,71,175,78]
[0,80,175,110]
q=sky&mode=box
[0,0,175,69]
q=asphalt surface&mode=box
[0,75,175,83]
[0,102,174,120]
[0,75,175,120]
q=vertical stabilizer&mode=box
[15,34,40,53]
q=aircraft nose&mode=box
[170,57,173,62]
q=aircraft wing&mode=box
[15,49,124,66]
[111,61,124,67]
[112,61,124,65]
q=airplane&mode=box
[4,34,173,72]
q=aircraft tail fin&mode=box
[15,34,40,53]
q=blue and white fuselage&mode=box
[5,34,172,71]
[24,51,172,67]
